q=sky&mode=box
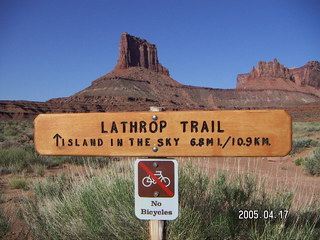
[0,0,319,102]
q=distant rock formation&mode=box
[251,58,293,80]
[290,61,320,88]
[237,59,294,88]
[114,32,169,76]
[1,33,319,121]
[237,59,320,95]
[71,33,181,104]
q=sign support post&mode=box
[149,220,165,240]
[149,107,165,240]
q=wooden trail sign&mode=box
[34,110,291,157]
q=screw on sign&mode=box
[138,161,175,198]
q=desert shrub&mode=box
[294,157,305,166]
[0,147,31,170]
[0,147,43,173]
[3,126,19,137]
[0,145,118,174]
[33,174,74,200]
[167,167,295,239]
[22,162,320,240]
[24,162,146,240]
[40,156,66,168]
[32,164,46,176]
[64,156,119,168]
[0,207,9,238]
[304,147,320,175]
[8,177,29,190]
[293,122,320,138]
[0,140,18,149]
[290,139,319,154]
[0,120,34,149]
[0,168,11,175]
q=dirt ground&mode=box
[1,152,320,240]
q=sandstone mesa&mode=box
[0,33,319,121]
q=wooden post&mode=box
[149,106,166,240]
[149,220,165,240]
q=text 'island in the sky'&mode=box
[34,110,292,157]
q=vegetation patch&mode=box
[8,177,29,190]
[290,139,319,154]
[304,147,320,176]
[33,174,74,200]
[290,122,320,155]
[0,191,9,238]
[0,207,9,238]
[292,122,320,139]
[22,162,320,240]
[294,157,305,166]
[0,146,42,173]
[0,120,33,146]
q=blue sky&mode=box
[0,0,319,101]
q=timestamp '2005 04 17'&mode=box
[239,210,289,220]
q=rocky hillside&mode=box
[291,61,320,88]
[237,59,320,97]
[1,33,320,121]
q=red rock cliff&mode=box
[237,59,320,92]
[290,61,320,88]
[237,58,293,88]
[114,32,169,76]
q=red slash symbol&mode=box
[139,162,174,197]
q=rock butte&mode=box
[237,58,320,96]
[0,33,319,121]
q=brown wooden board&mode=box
[34,110,291,157]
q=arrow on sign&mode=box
[139,162,174,197]
[53,134,62,146]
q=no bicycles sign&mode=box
[134,159,178,220]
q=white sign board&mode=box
[134,159,178,220]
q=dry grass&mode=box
[20,160,320,240]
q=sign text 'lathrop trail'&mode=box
[34,110,291,157]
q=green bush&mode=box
[0,145,119,174]
[0,207,9,238]
[8,177,29,190]
[3,126,19,137]
[0,120,34,147]
[64,156,119,168]
[293,122,320,138]
[24,163,146,240]
[304,147,320,175]
[22,162,320,240]
[0,191,9,238]
[32,164,46,177]
[294,157,305,166]
[0,147,30,170]
[290,139,319,154]
[33,174,73,200]
[0,147,42,173]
